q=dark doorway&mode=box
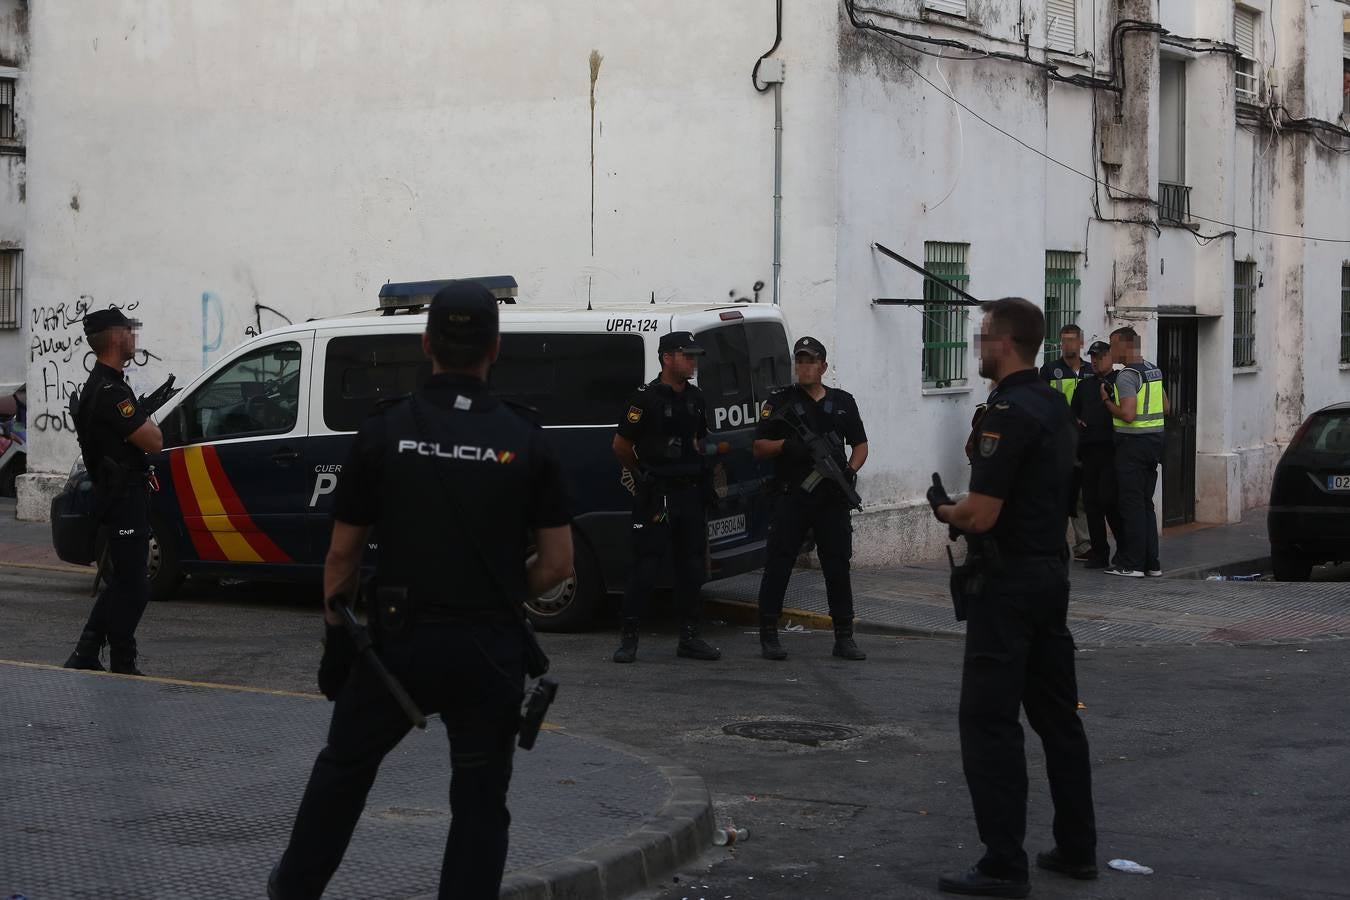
[1158,318,1198,526]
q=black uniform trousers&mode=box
[1113,433,1163,572]
[959,558,1096,881]
[757,486,854,621]
[275,624,524,900]
[621,480,707,622]
[1079,443,1123,564]
[83,481,151,650]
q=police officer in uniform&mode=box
[1070,341,1124,568]
[928,298,1097,897]
[63,308,162,676]
[753,336,868,661]
[1101,326,1169,578]
[611,331,720,663]
[1039,323,1092,560]
[269,282,574,899]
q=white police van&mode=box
[64,276,792,630]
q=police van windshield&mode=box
[696,319,790,432]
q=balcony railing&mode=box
[1158,181,1191,225]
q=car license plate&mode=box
[707,514,747,540]
[1328,475,1350,492]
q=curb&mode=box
[703,595,961,639]
[494,749,714,900]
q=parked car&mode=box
[52,276,792,630]
[1267,401,1350,581]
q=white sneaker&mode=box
[1146,569,1163,577]
[1105,567,1145,578]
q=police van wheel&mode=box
[146,514,184,602]
[526,539,603,633]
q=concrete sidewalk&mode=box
[0,660,711,900]
[704,510,1350,645]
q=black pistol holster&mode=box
[946,538,1000,623]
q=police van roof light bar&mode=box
[870,243,982,307]
[378,276,519,314]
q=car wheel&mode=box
[1271,549,1311,583]
[147,512,185,602]
[526,533,604,633]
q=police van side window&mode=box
[165,342,303,446]
[492,333,644,426]
[324,334,430,432]
[696,321,789,430]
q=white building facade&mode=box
[15,0,1350,565]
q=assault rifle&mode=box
[137,375,181,415]
[770,399,863,511]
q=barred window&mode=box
[1044,251,1082,361]
[1341,264,1350,365]
[1233,260,1257,368]
[922,242,970,388]
[0,79,13,141]
[0,249,20,330]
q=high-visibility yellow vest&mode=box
[1045,359,1083,405]
[1112,361,1165,433]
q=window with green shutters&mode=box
[1341,264,1350,365]
[1233,260,1257,367]
[1043,251,1081,362]
[922,242,970,388]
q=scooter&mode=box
[0,384,26,498]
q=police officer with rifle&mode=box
[927,298,1096,898]
[269,282,574,900]
[63,308,174,676]
[753,337,869,661]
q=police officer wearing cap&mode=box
[927,298,1096,897]
[1101,326,1169,578]
[269,281,575,899]
[63,308,162,676]
[611,330,720,664]
[1070,341,1124,568]
[753,336,869,661]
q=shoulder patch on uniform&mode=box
[760,402,773,419]
[627,405,643,424]
[978,432,1001,458]
[117,399,136,418]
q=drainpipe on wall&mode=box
[751,0,786,305]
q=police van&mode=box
[54,277,792,631]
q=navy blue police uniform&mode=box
[1069,342,1124,567]
[64,308,154,675]
[272,284,571,900]
[611,330,719,662]
[957,368,1096,885]
[754,336,867,660]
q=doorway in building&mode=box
[1158,317,1197,525]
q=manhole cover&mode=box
[722,721,861,747]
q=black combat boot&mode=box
[832,623,866,661]
[612,618,641,664]
[677,624,721,661]
[759,615,787,661]
[108,640,144,676]
[63,629,106,671]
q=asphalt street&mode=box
[2,561,1348,899]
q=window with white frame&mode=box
[1234,6,1260,105]
[922,242,970,388]
[1233,260,1257,368]
[925,0,968,17]
[1046,0,1076,54]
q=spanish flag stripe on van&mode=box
[169,447,227,561]
[198,446,293,562]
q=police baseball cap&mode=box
[658,331,705,355]
[1086,340,1111,357]
[793,336,827,360]
[83,307,141,336]
[427,280,499,348]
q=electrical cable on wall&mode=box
[924,47,963,213]
[857,30,1350,244]
[751,0,783,92]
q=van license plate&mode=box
[1328,475,1350,491]
[707,514,747,540]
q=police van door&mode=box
[307,329,431,559]
[160,336,313,566]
